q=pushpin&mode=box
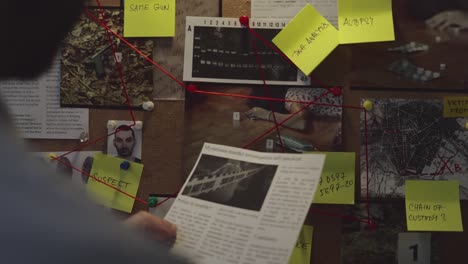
[142,101,154,111]
[148,196,159,208]
[120,160,131,170]
[115,52,123,63]
[239,15,250,27]
[440,63,447,71]
[135,121,143,130]
[266,139,274,152]
[363,100,373,111]
[329,87,342,96]
[233,112,240,121]
[48,153,57,161]
[186,84,198,93]
[79,132,89,143]
[107,120,117,130]
[435,36,442,43]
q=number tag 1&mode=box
[397,233,431,264]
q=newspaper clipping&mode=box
[165,143,325,264]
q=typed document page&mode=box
[0,56,88,139]
[165,143,325,264]
[251,0,338,27]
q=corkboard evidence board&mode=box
[25,0,468,262]
[221,0,468,263]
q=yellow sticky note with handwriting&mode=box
[272,4,339,76]
[87,153,143,213]
[311,152,355,205]
[124,0,175,37]
[338,0,395,44]
[443,96,468,117]
[405,180,463,232]
[289,225,313,264]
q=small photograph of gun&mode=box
[85,41,119,79]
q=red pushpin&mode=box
[329,87,342,97]
[239,16,250,27]
[186,84,198,93]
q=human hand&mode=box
[426,11,468,31]
[125,211,177,245]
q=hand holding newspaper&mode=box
[165,143,325,264]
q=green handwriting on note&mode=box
[87,153,143,213]
[338,0,394,44]
[443,96,468,118]
[405,180,463,232]
[124,0,175,37]
[310,152,355,205]
[272,4,339,76]
[289,225,313,264]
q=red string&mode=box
[194,88,363,110]
[54,156,148,205]
[53,10,375,227]
[364,110,370,223]
[83,9,187,89]
[95,1,136,124]
[309,208,370,224]
[248,24,285,152]
[243,90,331,149]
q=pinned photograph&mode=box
[107,120,142,163]
[181,154,278,211]
[61,8,154,107]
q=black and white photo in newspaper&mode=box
[183,16,311,86]
[165,143,325,264]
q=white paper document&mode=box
[0,56,89,139]
[165,143,325,264]
[251,0,338,27]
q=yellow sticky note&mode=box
[405,180,463,232]
[272,4,339,76]
[338,0,395,44]
[124,0,175,37]
[289,225,313,264]
[443,96,468,117]
[312,152,355,205]
[87,153,143,213]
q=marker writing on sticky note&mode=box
[443,96,468,117]
[87,153,143,213]
[338,0,395,44]
[272,4,339,76]
[405,180,463,232]
[289,225,313,264]
[317,172,354,197]
[311,152,355,205]
[342,17,374,27]
[292,22,330,58]
[407,203,447,222]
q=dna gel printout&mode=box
[183,16,311,86]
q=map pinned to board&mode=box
[360,98,468,199]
